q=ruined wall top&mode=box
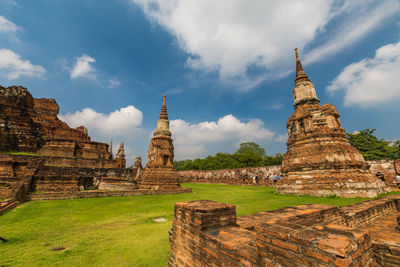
[33,98,59,117]
[0,85,30,98]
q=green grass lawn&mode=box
[0,151,37,156]
[0,184,397,267]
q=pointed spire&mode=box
[159,95,168,120]
[294,48,310,83]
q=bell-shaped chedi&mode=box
[276,49,390,197]
[137,96,181,190]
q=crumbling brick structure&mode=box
[276,50,390,198]
[0,86,43,152]
[138,96,191,193]
[0,86,189,204]
[169,195,400,266]
[132,156,143,179]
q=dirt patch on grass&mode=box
[152,217,167,223]
[50,246,66,251]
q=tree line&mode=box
[174,142,283,171]
[347,129,400,160]
[174,129,400,171]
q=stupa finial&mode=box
[159,95,168,120]
[294,48,310,83]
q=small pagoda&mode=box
[137,96,183,190]
[276,49,390,197]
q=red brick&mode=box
[240,259,252,267]
[303,247,334,263]
[222,237,251,250]
[334,256,352,267]
[271,238,299,252]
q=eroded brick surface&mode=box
[138,96,189,192]
[169,195,400,266]
[0,88,189,203]
[276,50,390,198]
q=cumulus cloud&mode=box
[133,0,332,82]
[327,40,400,107]
[132,0,397,90]
[170,114,275,159]
[59,105,144,138]
[70,54,97,80]
[0,48,45,80]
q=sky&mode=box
[1,0,400,165]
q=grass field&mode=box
[0,183,397,267]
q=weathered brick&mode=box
[303,247,334,263]
[271,238,299,252]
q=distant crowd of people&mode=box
[249,174,282,184]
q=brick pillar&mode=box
[168,200,236,266]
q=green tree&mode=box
[174,142,284,170]
[235,142,266,157]
[347,129,400,160]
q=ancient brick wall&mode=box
[0,86,114,164]
[33,98,91,142]
[169,196,400,266]
[368,159,400,186]
[0,86,43,152]
[179,160,400,188]
[178,166,281,186]
[0,154,31,199]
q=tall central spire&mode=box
[159,95,168,120]
[154,95,171,137]
[292,48,319,108]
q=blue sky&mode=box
[1,0,400,165]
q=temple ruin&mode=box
[0,86,189,211]
[137,96,190,193]
[276,49,390,198]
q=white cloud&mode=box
[304,0,400,64]
[170,114,275,159]
[133,0,332,84]
[0,48,45,80]
[132,0,398,91]
[59,105,144,137]
[0,15,19,33]
[70,54,97,80]
[275,133,288,142]
[327,40,400,107]
[108,78,121,88]
[0,16,20,42]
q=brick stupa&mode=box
[276,49,390,197]
[137,96,182,190]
